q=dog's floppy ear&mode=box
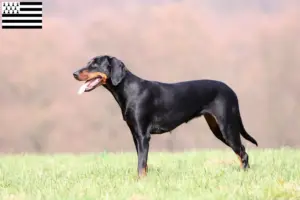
[109,57,126,86]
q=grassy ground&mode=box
[0,148,299,200]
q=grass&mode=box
[0,148,300,200]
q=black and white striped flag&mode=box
[1,1,43,29]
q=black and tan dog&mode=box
[73,55,258,178]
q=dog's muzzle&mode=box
[75,71,108,95]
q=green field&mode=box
[0,148,299,200]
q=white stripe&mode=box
[19,11,43,14]
[2,17,42,20]
[20,5,43,9]
[2,23,42,26]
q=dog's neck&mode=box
[103,70,144,120]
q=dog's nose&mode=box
[73,72,79,79]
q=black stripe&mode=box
[2,14,42,17]
[2,25,42,29]
[20,8,42,11]
[2,20,42,23]
[20,2,42,5]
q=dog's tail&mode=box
[238,113,258,146]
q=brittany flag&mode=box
[1,1,42,29]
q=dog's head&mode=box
[73,55,126,94]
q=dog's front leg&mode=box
[136,134,151,178]
[127,117,151,178]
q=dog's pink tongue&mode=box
[88,78,101,88]
[77,82,89,95]
[77,78,101,95]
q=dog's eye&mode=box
[89,63,97,68]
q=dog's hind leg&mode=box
[204,113,230,147]
[204,112,248,168]
[218,116,249,169]
[210,105,250,169]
